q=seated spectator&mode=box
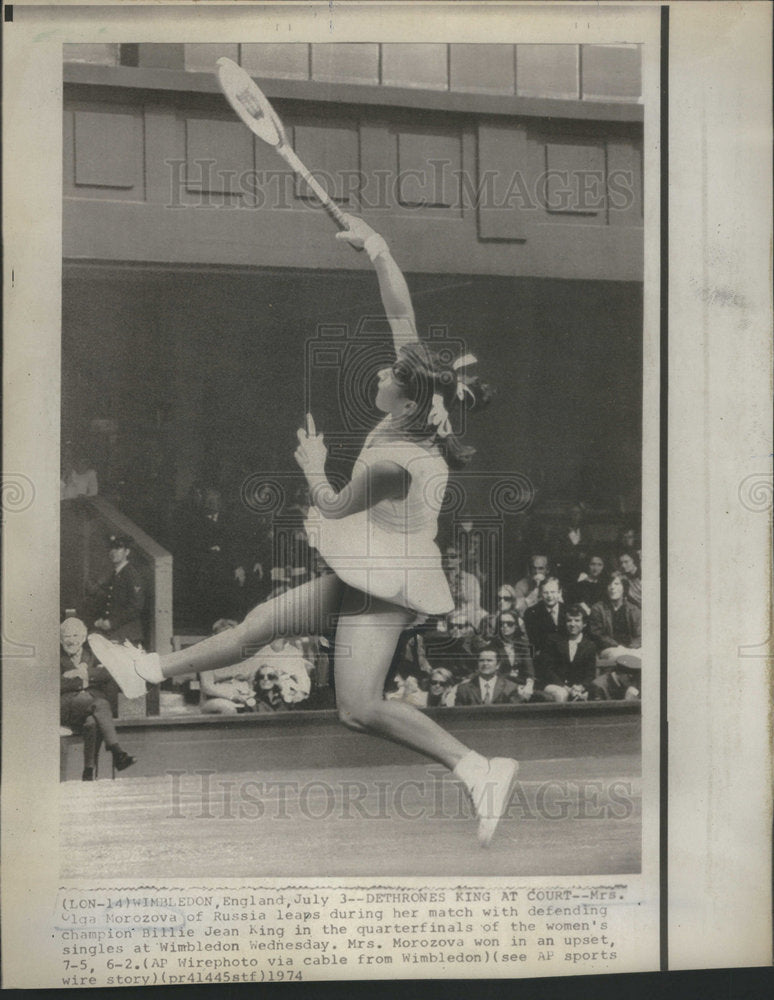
[514,553,550,615]
[253,665,291,712]
[589,573,642,665]
[551,503,589,591]
[426,668,456,707]
[198,621,257,715]
[453,647,523,705]
[389,629,432,686]
[523,576,567,659]
[60,617,136,780]
[489,611,534,683]
[442,545,486,629]
[425,611,480,682]
[618,550,642,609]
[589,652,641,701]
[571,554,608,616]
[537,605,598,703]
[61,450,99,500]
[86,534,145,645]
[483,584,520,636]
[249,636,312,706]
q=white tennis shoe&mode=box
[88,634,148,700]
[469,757,520,847]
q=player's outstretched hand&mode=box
[294,413,328,477]
[335,214,377,250]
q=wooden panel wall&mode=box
[63,90,643,281]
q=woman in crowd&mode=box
[572,553,608,615]
[617,550,642,608]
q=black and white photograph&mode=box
[2,1,771,990]
[58,35,645,879]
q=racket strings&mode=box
[236,87,264,120]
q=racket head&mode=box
[216,57,287,148]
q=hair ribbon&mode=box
[428,353,478,436]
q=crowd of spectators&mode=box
[164,494,643,711]
[61,491,642,766]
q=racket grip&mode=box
[279,144,363,248]
[320,198,350,231]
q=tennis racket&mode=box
[216,57,352,234]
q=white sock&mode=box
[136,652,163,685]
[453,751,489,788]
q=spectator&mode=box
[426,668,456,707]
[60,617,136,780]
[589,573,641,665]
[489,611,534,682]
[571,554,608,616]
[513,553,550,615]
[537,605,598,703]
[483,584,519,635]
[249,636,312,706]
[490,611,546,702]
[551,504,589,590]
[426,611,479,682]
[389,629,432,684]
[453,647,522,706]
[618,550,642,609]
[87,534,145,644]
[523,576,567,659]
[61,450,99,499]
[253,664,292,712]
[442,545,486,628]
[590,652,641,701]
[384,629,432,706]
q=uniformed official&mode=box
[89,534,146,644]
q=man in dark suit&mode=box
[536,604,598,702]
[523,576,567,659]
[88,534,145,644]
[453,647,523,706]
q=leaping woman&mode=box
[90,214,519,846]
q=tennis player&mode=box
[90,214,518,845]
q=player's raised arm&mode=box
[336,214,418,353]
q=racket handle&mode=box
[278,145,358,238]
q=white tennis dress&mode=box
[304,418,454,616]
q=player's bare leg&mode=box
[89,573,344,696]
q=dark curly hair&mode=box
[391,341,493,469]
